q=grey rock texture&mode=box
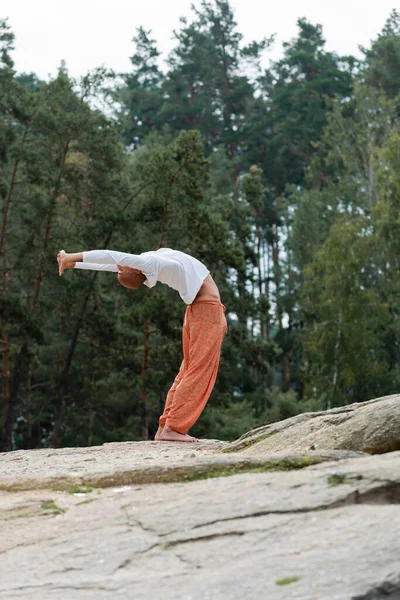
[0,439,362,491]
[1,395,400,599]
[225,395,400,455]
[1,450,400,599]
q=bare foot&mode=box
[159,425,198,443]
[57,250,76,276]
[154,426,164,441]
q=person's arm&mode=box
[81,250,154,271]
[74,262,118,272]
[58,249,156,277]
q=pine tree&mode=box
[295,84,399,407]
[362,10,400,99]
[120,26,165,148]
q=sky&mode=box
[1,0,397,80]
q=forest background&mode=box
[1,1,400,451]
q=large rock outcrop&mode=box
[225,394,400,456]
[1,450,400,599]
[0,439,362,492]
[1,394,400,600]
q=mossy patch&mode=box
[3,451,342,493]
[328,473,347,486]
[222,430,279,453]
[328,473,363,487]
[178,455,322,483]
[66,485,93,494]
[41,501,66,513]
[275,576,301,586]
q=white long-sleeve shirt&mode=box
[74,248,210,304]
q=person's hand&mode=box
[57,250,76,276]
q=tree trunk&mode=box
[272,225,282,329]
[2,138,71,451]
[0,123,30,252]
[0,123,30,444]
[88,409,95,446]
[251,278,255,338]
[331,307,343,410]
[281,355,290,392]
[1,327,10,429]
[51,285,93,447]
[140,318,150,440]
[281,207,293,391]
[1,341,28,451]
[158,180,172,249]
[257,229,264,337]
[26,372,33,449]
[264,239,270,341]
[31,138,70,310]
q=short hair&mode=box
[117,271,146,289]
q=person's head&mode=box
[117,268,146,289]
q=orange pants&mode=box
[159,301,228,434]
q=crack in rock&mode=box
[0,536,60,556]
[352,573,400,599]
[190,480,400,530]
[1,583,119,592]
[114,543,161,573]
[164,530,246,548]
[173,551,202,569]
[48,567,84,575]
[120,505,159,535]
[354,483,400,505]
[129,517,158,534]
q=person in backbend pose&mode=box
[57,248,227,443]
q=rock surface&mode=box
[225,395,400,455]
[1,450,400,600]
[1,395,400,599]
[0,438,362,491]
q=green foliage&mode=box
[166,455,324,484]
[41,501,66,512]
[120,0,272,170]
[362,10,400,99]
[301,217,392,407]
[66,486,93,494]
[195,400,257,441]
[1,3,400,450]
[275,577,301,586]
[255,388,306,425]
[119,27,164,147]
[293,82,400,408]
[327,473,363,486]
[256,17,355,193]
[327,473,347,487]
